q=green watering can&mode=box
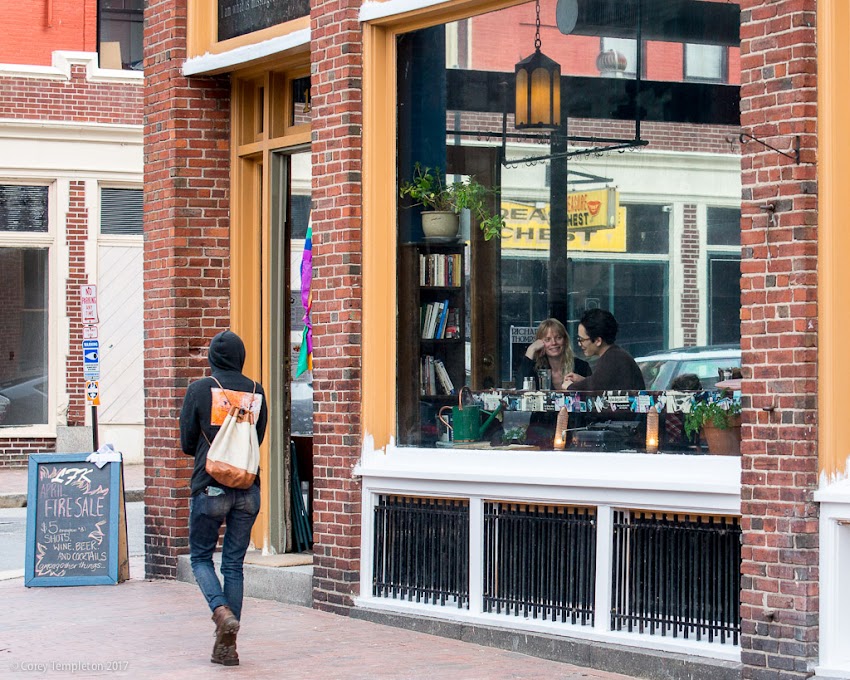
[438,387,504,443]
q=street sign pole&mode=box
[80,286,101,451]
[92,406,99,450]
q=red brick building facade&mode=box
[141,1,844,679]
[0,0,144,466]
[738,1,820,676]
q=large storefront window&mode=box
[395,0,741,454]
[0,248,48,426]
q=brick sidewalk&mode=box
[3,562,639,680]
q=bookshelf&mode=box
[397,240,467,445]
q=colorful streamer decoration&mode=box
[295,224,313,377]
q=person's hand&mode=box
[526,339,545,359]
[563,372,582,389]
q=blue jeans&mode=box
[189,484,260,621]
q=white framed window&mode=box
[684,43,725,82]
[0,184,52,429]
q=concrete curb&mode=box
[351,608,743,680]
[176,554,314,608]
[0,488,145,509]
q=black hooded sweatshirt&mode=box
[180,330,268,496]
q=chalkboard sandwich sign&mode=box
[25,452,129,587]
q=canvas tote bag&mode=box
[203,377,261,490]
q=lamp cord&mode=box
[534,0,542,50]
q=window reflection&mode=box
[396,0,742,453]
[0,249,48,426]
[289,152,313,436]
[98,0,144,70]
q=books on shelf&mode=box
[420,300,454,339]
[419,253,462,287]
[420,355,456,396]
[434,359,455,395]
[444,307,460,339]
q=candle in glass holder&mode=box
[554,407,569,450]
[646,410,659,453]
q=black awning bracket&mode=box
[739,132,801,165]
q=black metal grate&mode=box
[484,503,596,625]
[612,511,741,644]
[373,495,469,607]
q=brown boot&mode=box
[211,638,239,666]
[210,606,240,666]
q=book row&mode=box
[420,253,462,287]
[421,301,460,340]
[420,355,456,396]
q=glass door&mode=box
[269,147,313,553]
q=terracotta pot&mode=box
[703,415,741,455]
[421,211,459,239]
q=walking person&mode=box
[180,330,268,666]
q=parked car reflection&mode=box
[291,379,313,436]
[635,345,741,391]
[0,374,48,426]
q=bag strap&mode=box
[201,376,257,445]
[210,375,256,400]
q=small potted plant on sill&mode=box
[399,163,505,241]
[500,426,527,446]
[684,397,742,455]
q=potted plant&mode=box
[684,397,742,455]
[500,426,527,446]
[399,163,505,241]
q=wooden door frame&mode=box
[447,145,502,390]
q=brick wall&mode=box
[739,1,819,678]
[0,0,96,66]
[0,438,57,467]
[143,0,232,579]
[65,182,88,426]
[310,0,364,614]
[455,112,740,156]
[680,204,699,346]
[0,66,142,126]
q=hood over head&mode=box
[208,330,246,373]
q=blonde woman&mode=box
[516,318,591,390]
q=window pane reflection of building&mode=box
[0,248,49,426]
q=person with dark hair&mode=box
[565,309,645,391]
[670,373,702,391]
[180,330,268,667]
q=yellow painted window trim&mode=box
[187,0,309,61]
[818,0,850,480]
[229,64,311,549]
[361,0,526,451]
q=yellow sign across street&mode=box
[500,187,626,253]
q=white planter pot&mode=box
[421,211,460,239]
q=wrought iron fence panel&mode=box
[483,503,596,625]
[373,495,469,607]
[612,511,741,644]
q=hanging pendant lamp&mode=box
[515,0,561,131]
